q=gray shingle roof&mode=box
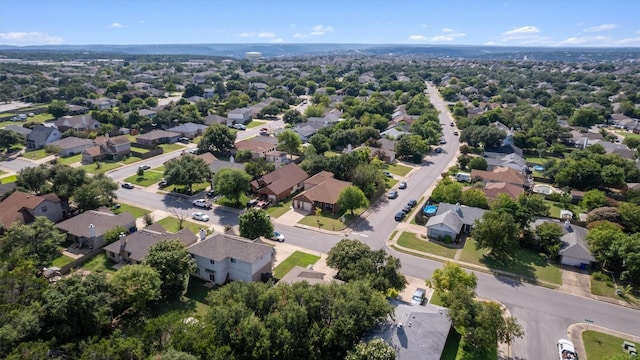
[434,203,487,226]
[188,233,273,263]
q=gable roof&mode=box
[251,163,309,195]
[294,176,351,205]
[0,191,61,227]
[188,233,273,263]
[27,125,59,143]
[235,137,278,153]
[203,114,231,125]
[531,218,595,262]
[471,167,526,185]
[481,181,525,199]
[167,122,208,133]
[137,129,181,140]
[56,209,136,237]
[433,202,487,226]
[103,223,196,263]
[425,210,463,232]
[3,124,31,136]
[54,114,98,129]
[49,136,94,150]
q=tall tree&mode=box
[144,240,196,300]
[0,217,66,265]
[238,208,274,240]
[345,339,396,360]
[277,129,302,159]
[50,165,87,201]
[198,123,236,153]
[427,262,477,307]
[461,188,489,209]
[430,177,463,204]
[0,129,23,152]
[337,185,369,216]
[47,100,70,118]
[471,210,520,259]
[213,168,251,205]
[534,222,564,257]
[164,155,211,193]
[498,316,525,357]
[110,264,161,312]
[17,165,50,194]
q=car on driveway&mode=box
[453,131,459,135]
[394,211,406,221]
[271,231,285,242]
[121,182,134,189]
[158,179,168,188]
[388,190,398,199]
[192,199,212,208]
[411,288,426,305]
[138,164,151,170]
[383,171,393,178]
[206,189,216,197]
[557,339,577,360]
[398,181,407,189]
[192,212,210,222]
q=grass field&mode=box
[80,161,122,174]
[51,254,75,267]
[157,216,206,234]
[113,203,151,218]
[246,120,267,129]
[387,163,413,176]
[0,174,17,184]
[265,199,292,218]
[273,251,321,279]
[397,232,457,258]
[460,238,562,285]
[82,253,116,273]
[583,330,638,359]
[124,170,164,187]
[149,276,211,319]
[23,148,51,160]
[159,143,185,153]
[122,155,143,164]
[298,208,362,231]
[57,154,82,165]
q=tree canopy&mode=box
[144,240,196,299]
[337,185,369,215]
[238,208,274,240]
[471,210,520,259]
[198,123,236,153]
[213,167,251,205]
[164,155,211,193]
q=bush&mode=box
[386,288,400,299]
[143,213,153,226]
[592,271,610,282]
[438,235,452,244]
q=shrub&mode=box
[143,213,153,226]
[592,271,610,282]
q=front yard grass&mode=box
[298,208,363,231]
[591,276,640,305]
[82,253,116,274]
[57,154,82,165]
[246,120,266,129]
[273,251,321,279]
[582,330,638,360]
[386,163,413,176]
[156,216,206,235]
[159,143,185,153]
[80,161,122,174]
[1,174,17,184]
[460,238,562,285]
[397,232,457,259]
[165,182,210,196]
[124,170,164,187]
[113,203,151,219]
[544,200,586,219]
[265,199,292,218]
[23,148,50,160]
[121,155,143,164]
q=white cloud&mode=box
[419,24,428,28]
[239,32,255,37]
[408,35,427,41]
[503,26,540,36]
[584,24,618,33]
[258,32,275,38]
[271,38,284,43]
[616,37,640,45]
[430,33,466,42]
[309,25,334,36]
[293,33,305,39]
[441,28,454,33]
[484,41,497,45]
[0,31,63,45]
[109,22,127,29]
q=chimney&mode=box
[455,202,462,216]
[119,232,126,250]
[89,224,96,238]
[199,228,207,242]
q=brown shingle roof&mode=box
[470,167,526,185]
[252,163,308,196]
[480,181,524,199]
[187,233,273,263]
[0,191,60,227]
[294,176,351,205]
[235,138,278,153]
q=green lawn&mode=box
[523,156,547,165]
[159,143,185,153]
[157,216,207,235]
[149,276,211,320]
[51,254,75,267]
[429,290,444,306]
[1,174,17,184]
[386,163,413,176]
[591,277,639,305]
[246,120,266,129]
[57,154,82,165]
[544,200,585,219]
[265,199,292,218]
[124,170,164,187]
[298,208,362,231]
[165,182,210,196]
[80,161,122,174]
[121,155,143,164]
[29,112,54,122]
[323,151,340,157]
[397,232,457,258]
[113,203,151,218]
[82,253,116,273]
[273,251,321,279]
[583,330,638,360]
[460,238,562,285]
[386,178,399,189]
[23,148,51,160]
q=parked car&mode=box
[383,171,393,178]
[138,164,151,170]
[557,339,578,360]
[411,288,426,305]
[271,231,285,242]
[623,341,638,356]
[388,190,398,199]
[192,212,210,222]
[187,148,198,154]
[158,179,168,188]
[179,137,190,144]
[402,205,412,213]
[449,122,455,126]
[192,199,212,208]
[407,199,418,208]
[398,181,407,189]
[246,199,259,208]
[259,128,269,135]
[439,139,447,144]
[121,182,134,189]
[233,123,246,130]
[206,189,216,197]
[394,211,405,221]
[453,131,459,135]
[435,147,443,154]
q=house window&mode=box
[41,206,47,212]
[230,258,236,263]
[209,259,215,265]
[209,273,215,281]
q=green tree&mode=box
[47,100,70,118]
[461,188,489,209]
[110,264,161,312]
[16,165,50,194]
[277,129,302,159]
[345,339,396,360]
[394,134,429,163]
[498,317,525,358]
[350,163,386,199]
[586,221,626,271]
[569,108,600,127]
[50,165,87,201]
[244,158,275,179]
[0,217,66,265]
[581,189,608,211]
[468,156,488,170]
[198,123,236,153]
[428,262,477,307]
[149,348,199,360]
[283,109,303,124]
[309,133,331,154]
[430,177,463,204]
[164,155,211,193]
[601,164,626,188]
[337,185,369,216]
[214,168,251,205]
[534,222,564,257]
[618,202,640,234]
[144,240,196,300]
[238,208,274,240]
[327,239,407,293]
[471,210,520,259]
[0,129,23,152]
[80,334,145,360]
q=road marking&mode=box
[351,232,369,237]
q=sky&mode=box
[1,0,639,47]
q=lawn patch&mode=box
[121,155,143,164]
[583,330,638,360]
[216,193,250,209]
[157,216,206,235]
[159,143,185,153]
[298,208,360,231]
[113,203,151,218]
[460,239,562,284]
[397,232,457,258]
[1,174,17,184]
[124,170,164,187]
[80,161,122,174]
[82,253,116,273]
[386,163,412,176]
[265,199,292,218]
[23,148,50,160]
[273,251,321,279]
[51,254,75,267]
[57,154,82,165]
[148,276,211,319]
[246,120,266,129]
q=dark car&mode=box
[388,190,398,199]
[394,211,406,221]
[399,181,407,189]
[206,189,216,197]
[158,179,168,188]
[407,199,418,207]
[435,147,443,153]
[383,171,393,178]
[402,205,412,213]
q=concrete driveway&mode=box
[559,267,592,298]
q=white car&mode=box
[232,123,246,130]
[192,199,211,208]
[557,339,577,360]
[192,212,210,222]
[138,164,151,170]
[271,231,285,242]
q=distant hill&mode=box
[0,43,639,62]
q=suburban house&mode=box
[426,202,487,241]
[48,136,95,157]
[293,171,351,213]
[203,113,233,127]
[483,152,527,172]
[0,191,64,228]
[86,98,117,110]
[167,122,208,139]
[54,114,100,133]
[103,223,196,264]
[26,125,62,149]
[234,137,278,159]
[478,181,525,199]
[530,218,596,268]
[363,299,451,360]
[67,104,89,115]
[82,135,131,163]
[228,107,252,123]
[203,88,215,98]
[470,167,528,187]
[135,129,181,148]
[250,163,309,203]
[137,109,157,119]
[4,124,32,138]
[265,150,288,166]
[55,209,136,249]
[188,233,274,285]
